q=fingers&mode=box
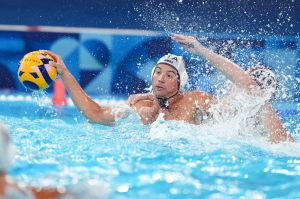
[171,33,197,48]
[39,50,55,59]
[48,60,64,76]
[39,50,62,63]
[171,33,187,40]
[128,95,135,106]
[128,93,155,106]
[177,41,193,48]
[171,33,194,42]
[128,94,142,106]
[38,51,67,76]
[128,94,143,105]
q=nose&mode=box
[157,73,165,82]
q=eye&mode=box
[167,72,176,79]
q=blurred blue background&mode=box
[0,0,299,36]
[0,0,299,101]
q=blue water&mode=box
[1,97,300,199]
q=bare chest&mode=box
[161,101,196,123]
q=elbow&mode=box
[83,108,115,126]
[82,109,99,123]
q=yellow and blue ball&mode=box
[18,51,58,91]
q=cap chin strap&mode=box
[156,91,179,109]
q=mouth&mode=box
[154,85,164,91]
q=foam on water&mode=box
[149,112,300,157]
[148,87,300,158]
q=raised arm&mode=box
[42,50,118,125]
[171,34,294,143]
[171,33,257,91]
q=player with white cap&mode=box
[46,50,214,125]
[171,33,294,143]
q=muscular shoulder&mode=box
[185,90,215,108]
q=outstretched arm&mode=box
[171,33,257,92]
[42,50,118,125]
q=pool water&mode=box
[0,96,300,199]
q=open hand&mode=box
[39,50,68,76]
[171,33,203,54]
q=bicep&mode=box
[261,104,285,131]
[193,91,216,111]
[261,104,294,143]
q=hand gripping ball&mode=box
[18,51,58,91]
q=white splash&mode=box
[148,87,300,156]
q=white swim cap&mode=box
[151,53,189,90]
[249,67,278,93]
[0,124,16,172]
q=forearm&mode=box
[60,71,115,124]
[171,34,256,90]
[195,44,255,90]
[262,104,294,143]
[269,128,294,144]
[43,49,116,124]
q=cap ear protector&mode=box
[151,53,188,91]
